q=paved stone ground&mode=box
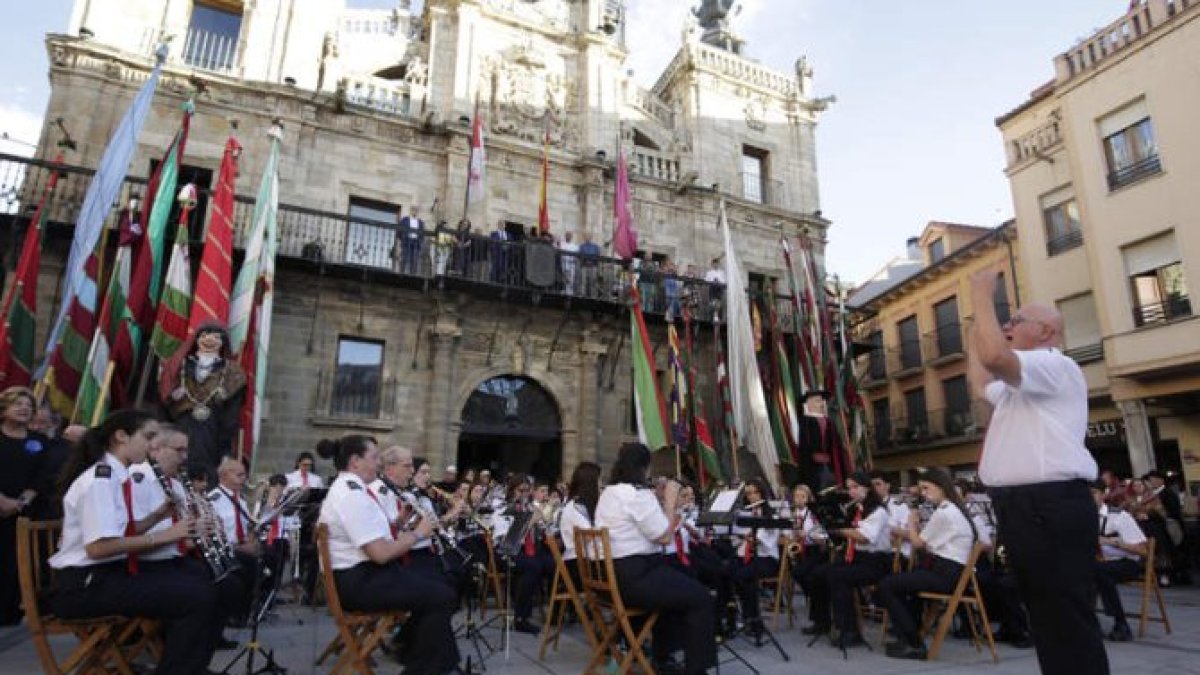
[2,584,1199,674]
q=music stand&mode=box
[287,488,327,605]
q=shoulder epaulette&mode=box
[347,481,362,491]
[131,471,145,483]
[94,464,112,479]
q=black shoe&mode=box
[885,642,927,660]
[652,657,685,675]
[215,635,239,651]
[833,631,866,648]
[512,618,540,634]
[1106,623,1133,642]
[801,623,830,636]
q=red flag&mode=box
[537,130,550,235]
[612,149,637,260]
[467,100,486,204]
[237,282,261,463]
[188,135,240,334]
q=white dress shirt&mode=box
[886,497,912,558]
[318,472,394,570]
[853,504,893,554]
[557,499,591,561]
[209,486,253,546]
[733,509,781,560]
[594,483,668,559]
[368,478,403,527]
[286,469,324,490]
[920,502,975,566]
[1098,504,1146,562]
[979,348,1097,487]
[50,453,130,568]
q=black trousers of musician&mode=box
[51,562,221,675]
[511,547,553,621]
[730,555,779,627]
[0,515,20,625]
[613,554,716,674]
[1093,558,1142,625]
[877,555,963,647]
[145,557,250,649]
[336,561,459,675]
[990,479,1108,675]
[807,551,892,634]
[976,561,1030,640]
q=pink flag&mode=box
[613,149,637,260]
[467,100,486,204]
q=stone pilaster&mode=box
[425,317,463,470]
[1117,398,1156,477]
[576,328,609,467]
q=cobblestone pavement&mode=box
[1,584,1199,674]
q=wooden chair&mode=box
[479,531,509,621]
[574,528,660,674]
[314,524,407,675]
[918,542,998,663]
[538,533,597,659]
[1122,537,1172,637]
[762,537,795,630]
[16,517,134,675]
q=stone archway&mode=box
[456,374,563,483]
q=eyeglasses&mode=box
[1006,315,1046,328]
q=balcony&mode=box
[1133,294,1192,327]
[0,152,727,322]
[886,340,924,378]
[871,403,988,454]
[1064,342,1105,365]
[1107,154,1162,191]
[1008,116,1062,167]
[308,367,399,432]
[923,323,964,365]
[1046,228,1084,256]
[631,148,682,183]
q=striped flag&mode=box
[630,283,668,451]
[680,313,722,485]
[0,153,64,388]
[537,129,550,235]
[188,135,240,334]
[149,195,195,361]
[76,246,135,424]
[230,124,282,355]
[44,241,102,415]
[666,322,688,448]
[237,281,261,464]
[42,45,167,371]
[467,97,486,204]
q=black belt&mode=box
[988,479,1089,497]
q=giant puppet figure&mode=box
[796,390,848,492]
[159,323,246,478]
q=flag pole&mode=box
[90,361,115,426]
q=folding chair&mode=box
[538,533,597,659]
[763,536,795,630]
[851,541,904,649]
[1122,537,1172,637]
[479,531,509,621]
[918,542,998,663]
[16,517,134,675]
[574,528,660,674]
[314,524,407,675]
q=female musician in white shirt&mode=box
[803,471,893,648]
[557,461,601,590]
[594,443,716,675]
[878,467,976,660]
[50,409,220,675]
[317,435,461,674]
[787,483,826,609]
[285,450,325,489]
[729,478,780,636]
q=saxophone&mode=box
[148,460,241,583]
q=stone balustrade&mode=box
[339,73,418,117]
[1008,113,1063,166]
[1056,0,1196,82]
[631,147,681,183]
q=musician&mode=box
[1091,481,1148,643]
[878,468,976,660]
[503,474,554,633]
[285,451,324,489]
[786,483,825,598]
[558,462,601,590]
[0,386,44,626]
[366,445,414,532]
[208,456,260,558]
[662,482,698,576]
[133,424,249,650]
[316,434,461,675]
[49,409,220,675]
[728,478,780,637]
[870,471,911,567]
[408,457,463,580]
[802,472,893,648]
[594,443,716,675]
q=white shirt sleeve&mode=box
[627,490,669,542]
[1114,511,1147,546]
[1014,349,1065,397]
[338,491,392,548]
[857,507,889,550]
[80,477,125,545]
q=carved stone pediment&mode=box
[481,51,579,149]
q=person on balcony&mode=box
[398,204,425,276]
[558,230,579,295]
[578,231,602,298]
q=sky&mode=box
[0,0,1124,283]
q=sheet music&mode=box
[710,489,741,513]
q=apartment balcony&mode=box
[923,323,965,366]
[1133,294,1192,327]
[1064,342,1105,366]
[0,152,726,322]
[1046,229,1084,257]
[886,340,924,379]
[871,403,989,454]
[1107,154,1163,191]
[1056,0,1198,84]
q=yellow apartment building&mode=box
[849,222,1020,481]
[997,0,1200,487]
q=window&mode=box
[332,338,384,417]
[897,315,921,370]
[929,238,946,263]
[942,376,972,436]
[933,296,961,357]
[741,146,768,204]
[1041,187,1083,256]
[903,388,927,442]
[345,196,401,269]
[1099,101,1160,190]
[993,272,1012,325]
[1058,293,1103,363]
[1123,231,1191,326]
[866,330,885,380]
[147,161,214,243]
[871,398,891,448]
[184,1,242,72]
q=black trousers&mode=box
[729,555,778,624]
[614,554,716,674]
[511,547,553,620]
[50,562,220,675]
[877,556,962,646]
[991,479,1108,674]
[807,551,892,633]
[0,516,19,625]
[1093,558,1141,624]
[335,561,459,675]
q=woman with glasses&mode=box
[286,450,324,489]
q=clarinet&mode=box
[148,460,241,583]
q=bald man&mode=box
[967,270,1106,675]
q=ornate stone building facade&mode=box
[20,0,832,478]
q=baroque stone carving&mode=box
[480,46,578,149]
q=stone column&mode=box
[576,328,609,467]
[1117,398,1156,477]
[425,317,463,471]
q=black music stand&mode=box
[695,488,763,674]
[732,515,792,664]
[287,488,327,605]
[220,552,286,675]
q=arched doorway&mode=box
[457,375,562,484]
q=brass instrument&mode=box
[149,459,241,583]
[396,487,473,568]
[430,484,492,534]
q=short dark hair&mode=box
[316,435,376,471]
[610,442,652,485]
